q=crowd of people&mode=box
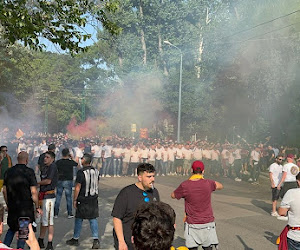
[1,131,299,185]
[0,130,300,249]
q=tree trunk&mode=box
[139,0,147,65]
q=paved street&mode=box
[4,172,286,249]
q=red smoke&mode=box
[66,117,106,139]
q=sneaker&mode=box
[277,216,288,221]
[113,175,116,177]
[162,174,165,176]
[68,214,74,219]
[92,239,100,249]
[271,211,279,217]
[251,181,259,185]
[101,174,105,177]
[248,178,253,182]
[66,238,80,246]
[106,175,111,177]
[54,215,58,219]
[38,238,45,249]
[235,177,242,182]
[117,175,121,177]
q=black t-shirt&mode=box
[75,166,100,219]
[111,184,160,246]
[56,158,77,181]
[40,162,58,199]
[4,164,37,231]
[76,166,100,199]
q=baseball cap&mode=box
[287,154,295,159]
[192,161,205,172]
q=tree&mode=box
[0,0,120,54]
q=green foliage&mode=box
[0,0,120,54]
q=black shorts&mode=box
[271,187,280,201]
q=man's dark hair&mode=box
[62,148,70,157]
[132,202,176,250]
[297,172,300,181]
[48,143,56,151]
[137,163,156,175]
[82,153,92,165]
[46,151,55,159]
[0,146,7,151]
[193,169,203,174]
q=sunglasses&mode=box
[142,191,150,203]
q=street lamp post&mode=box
[164,40,182,143]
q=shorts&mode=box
[183,160,192,170]
[271,187,280,201]
[184,222,218,248]
[175,159,183,168]
[42,198,55,226]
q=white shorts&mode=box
[42,198,56,226]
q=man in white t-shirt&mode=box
[278,172,300,248]
[269,155,284,216]
[277,154,299,197]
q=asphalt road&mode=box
[3,172,286,250]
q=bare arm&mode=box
[171,192,176,199]
[30,186,39,208]
[277,172,287,190]
[2,186,7,206]
[269,172,275,188]
[278,207,289,216]
[215,181,223,190]
[73,183,81,209]
[113,217,128,250]
[38,179,51,186]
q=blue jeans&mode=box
[288,237,300,250]
[4,228,26,249]
[73,218,99,239]
[102,157,112,175]
[113,158,121,176]
[54,180,73,216]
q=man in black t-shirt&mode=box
[111,163,160,250]
[54,148,78,218]
[66,153,100,249]
[2,151,41,249]
[38,151,58,250]
[36,143,56,174]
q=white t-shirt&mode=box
[175,148,183,159]
[283,163,299,182]
[193,148,202,160]
[202,149,211,160]
[123,148,131,163]
[140,149,149,159]
[131,150,140,163]
[251,150,260,162]
[211,150,219,161]
[33,146,40,158]
[269,162,283,187]
[280,188,300,241]
[148,149,156,161]
[168,148,176,162]
[92,145,101,158]
[113,148,123,158]
[162,150,168,162]
[234,149,242,160]
[102,145,112,158]
[156,147,163,160]
[183,148,193,160]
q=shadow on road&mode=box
[251,199,270,214]
[264,231,279,245]
[236,235,254,250]
[173,236,185,248]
